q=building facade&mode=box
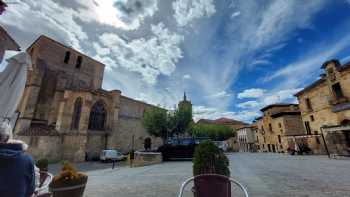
[295,59,350,156]
[237,126,256,152]
[255,104,305,153]
[14,35,162,162]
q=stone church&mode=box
[14,35,163,162]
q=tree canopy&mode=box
[142,107,168,141]
[143,103,193,141]
[189,123,234,141]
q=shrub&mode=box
[36,158,49,172]
[193,141,230,176]
[49,161,88,188]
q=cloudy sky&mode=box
[1,0,350,122]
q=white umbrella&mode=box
[0,52,31,129]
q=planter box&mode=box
[132,151,162,167]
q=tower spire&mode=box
[183,91,187,101]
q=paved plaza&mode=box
[49,153,350,197]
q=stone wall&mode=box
[256,107,305,153]
[17,135,62,162]
[28,36,105,90]
[296,60,350,155]
[111,96,163,153]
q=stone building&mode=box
[295,59,350,156]
[197,117,247,151]
[255,104,305,153]
[0,25,20,63]
[14,35,162,162]
[237,126,257,152]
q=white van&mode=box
[100,150,125,162]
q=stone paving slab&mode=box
[49,153,350,197]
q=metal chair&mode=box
[34,172,53,197]
[178,174,249,197]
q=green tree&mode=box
[189,123,233,141]
[170,103,193,136]
[142,107,168,142]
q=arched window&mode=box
[88,101,107,131]
[71,97,82,130]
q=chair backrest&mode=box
[36,172,53,194]
[193,174,231,197]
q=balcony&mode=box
[329,97,350,112]
[331,101,350,112]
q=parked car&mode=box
[100,150,126,162]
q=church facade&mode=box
[14,35,163,162]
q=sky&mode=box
[1,0,350,123]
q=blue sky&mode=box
[1,0,350,122]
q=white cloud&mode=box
[193,105,258,122]
[237,101,260,109]
[231,11,240,19]
[172,0,216,26]
[183,74,191,79]
[98,23,184,84]
[209,91,231,99]
[264,33,350,84]
[0,0,88,50]
[0,0,331,125]
[262,88,302,106]
[237,88,265,99]
[113,0,158,29]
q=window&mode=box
[278,135,281,143]
[304,121,311,135]
[278,123,282,128]
[305,98,312,111]
[269,123,273,132]
[76,56,82,69]
[71,97,82,130]
[310,115,314,122]
[332,83,344,100]
[256,136,259,143]
[88,101,107,131]
[64,51,71,63]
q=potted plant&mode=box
[191,141,231,196]
[193,141,230,176]
[49,161,88,197]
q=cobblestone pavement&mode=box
[49,153,350,197]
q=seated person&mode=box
[0,121,35,197]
